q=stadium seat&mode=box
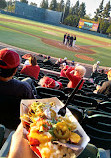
[81,87,93,92]
[97,101,111,116]
[0,125,5,149]
[58,76,69,82]
[81,114,111,149]
[68,94,98,111]
[36,86,67,101]
[63,87,85,96]
[0,131,15,157]
[86,92,109,102]
[46,73,58,80]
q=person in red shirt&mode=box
[65,65,86,89]
[60,64,75,78]
[60,64,69,78]
[20,56,40,80]
[39,76,63,90]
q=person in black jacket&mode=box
[63,33,67,44]
[67,34,70,46]
[69,35,73,47]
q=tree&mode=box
[40,0,47,9]
[58,0,64,12]
[78,2,86,18]
[0,0,7,9]
[49,0,57,11]
[94,8,100,21]
[20,0,28,4]
[102,1,111,18]
[30,2,37,7]
[106,24,111,36]
[94,0,104,20]
[7,0,15,12]
[64,0,70,19]
[98,0,104,18]
[99,19,110,34]
[84,14,92,20]
[71,0,79,16]
[46,0,48,9]
[64,14,79,27]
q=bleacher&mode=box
[0,55,111,158]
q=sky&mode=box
[26,0,110,18]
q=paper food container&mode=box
[20,97,90,158]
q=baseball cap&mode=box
[64,57,67,60]
[63,63,66,66]
[97,61,100,64]
[0,48,20,69]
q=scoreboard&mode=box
[78,18,99,32]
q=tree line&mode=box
[0,0,111,36]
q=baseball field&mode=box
[0,13,111,67]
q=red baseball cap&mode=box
[0,48,20,69]
[39,76,55,88]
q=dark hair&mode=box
[30,57,37,66]
[47,56,50,59]
[0,67,17,78]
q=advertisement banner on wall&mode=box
[78,18,99,32]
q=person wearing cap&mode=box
[43,56,53,66]
[38,76,63,90]
[93,61,100,73]
[70,61,75,67]
[93,69,111,97]
[20,56,40,80]
[0,48,35,99]
[62,57,68,65]
[60,64,69,78]
[54,58,63,68]
[65,65,86,89]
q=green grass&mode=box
[0,13,111,67]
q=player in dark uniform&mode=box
[63,33,67,44]
[69,35,73,47]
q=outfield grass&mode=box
[0,14,111,67]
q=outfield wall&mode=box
[15,1,62,24]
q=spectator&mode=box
[93,69,111,97]
[0,48,34,99]
[60,64,69,78]
[93,61,100,73]
[22,54,33,66]
[65,65,86,89]
[70,60,75,67]
[20,56,40,80]
[43,56,53,66]
[54,58,62,67]
[62,57,68,65]
[39,76,63,90]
